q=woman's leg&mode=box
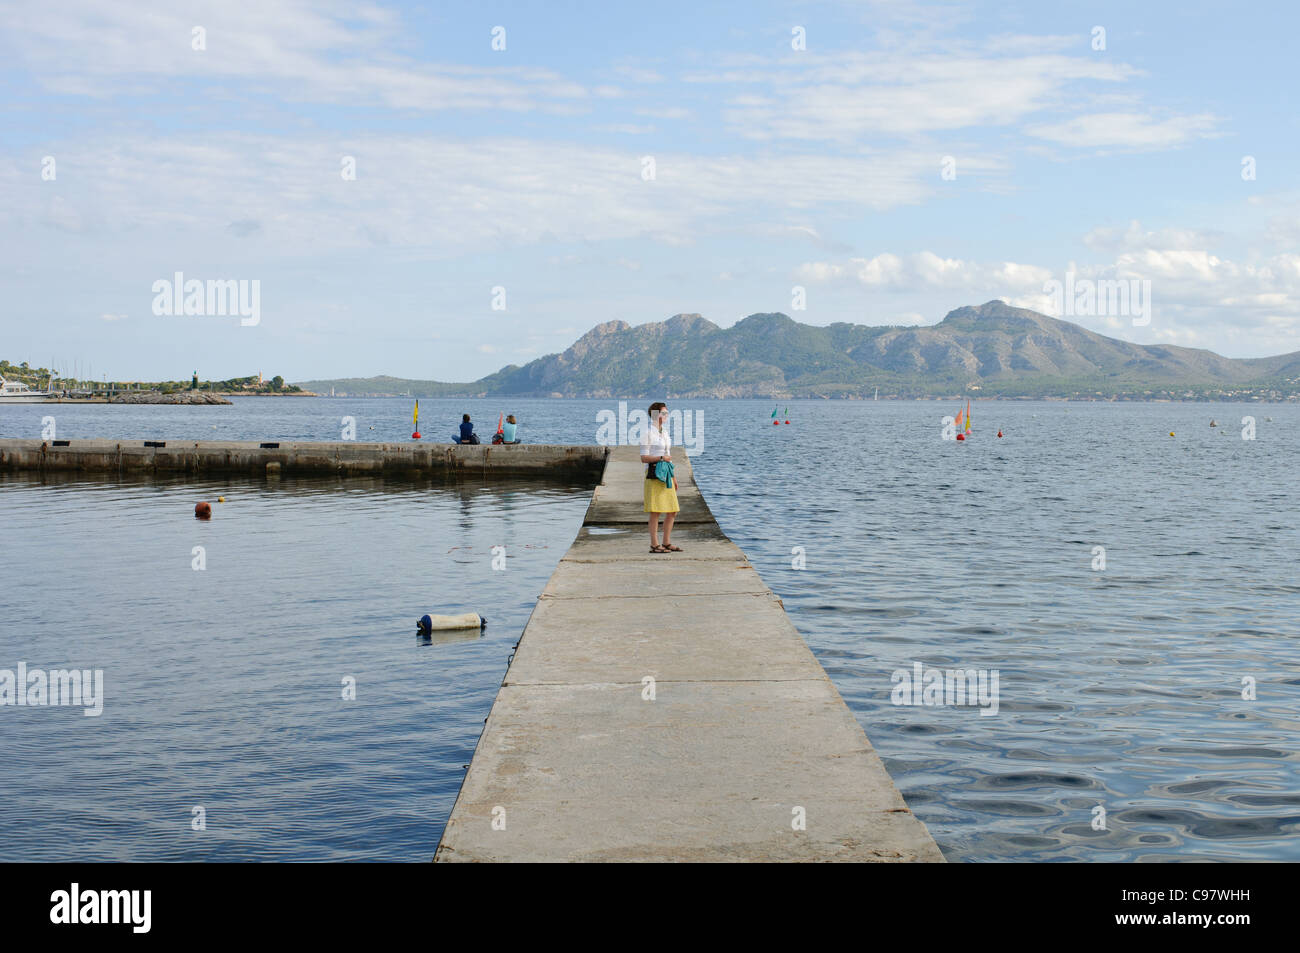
[648,512,661,547]
[661,512,676,547]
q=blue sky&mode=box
[2,0,1298,382]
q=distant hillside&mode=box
[291,374,466,398]
[296,301,1300,400]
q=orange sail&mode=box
[953,408,964,430]
[496,412,504,435]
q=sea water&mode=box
[1,397,1297,861]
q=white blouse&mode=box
[639,425,671,460]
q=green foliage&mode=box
[1,361,301,393]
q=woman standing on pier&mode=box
[640,401,681,553]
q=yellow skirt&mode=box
[644,477,680,513]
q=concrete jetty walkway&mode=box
[0,438,605,480]
[435,445,943,862]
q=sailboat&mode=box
[954,399,971,441]
[874,386,878,401]
[411,400,421,439]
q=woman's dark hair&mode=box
[506,415,516,424]
[462,414,470,422]
[647,401,666,417]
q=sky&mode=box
[2,0,1298,383]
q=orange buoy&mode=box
[956,433,965,441]
[195,501,212,519]
[773,419,779,425]
[784,420,790,424]
[412,431,421,439]
[996,430,1002,438]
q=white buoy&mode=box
[418,612,484,632]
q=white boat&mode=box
[0,377,58,402]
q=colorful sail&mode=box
[496,412,504,435]
[413,400,419,426]
[965,399,971,433]
[954,407,964,430]
[771,406,779,418]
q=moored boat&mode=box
[0,377,58,403]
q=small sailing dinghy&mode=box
[954,400,971,441]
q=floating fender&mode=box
[418,612,486,633]
[194,501,212,519]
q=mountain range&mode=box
[296,301,1300,400]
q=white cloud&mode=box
[3,0,591,113]
[600,124,656,135]
[616,67,665,84]
[2,135,948,254]
[689,50,1142,142]
[750,223,853,252]
[1084,220,1220,251]
[798,239,1300,355]
[797,251,1051,292]
[635,106,690,119]
[676,45,1220,155]
[1025,112,1221,150]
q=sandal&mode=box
[663,544,683,552]
[649,544,669,553]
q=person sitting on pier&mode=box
[491,414,521,444]
[454,414,479,444]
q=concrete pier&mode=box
[0,439,606,480]
[435,445,943,862]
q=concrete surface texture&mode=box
[0,439,606,479]
[435,444,944,862]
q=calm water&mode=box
[2,397,1298,861]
